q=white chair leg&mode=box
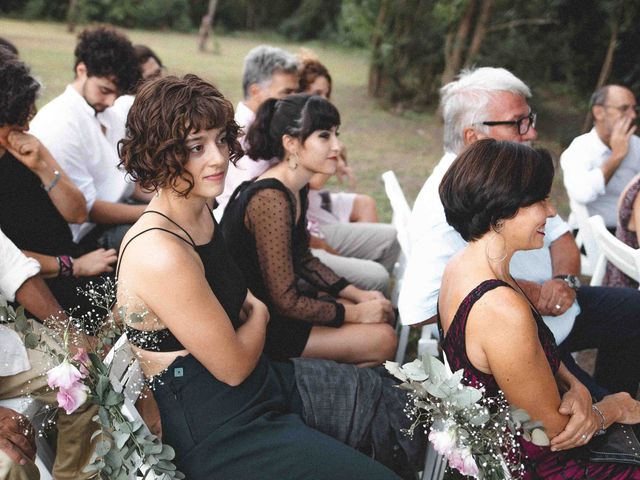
[395,325,410,364]
[421,442,446,480]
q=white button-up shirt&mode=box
[560,128,640,227]
[29,86,135,241]
[398,152,580,344]
[0,228,38,376]
[215,102,278,217]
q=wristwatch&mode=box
[553,274,581,291]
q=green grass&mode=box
[2,18,579,220]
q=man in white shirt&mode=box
[561,85,640,229]
[29,26,146,248]
[0,229,96,479]
[399,67,640,397]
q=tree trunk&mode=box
[464,0,493,68]
[582,16,619,132]
[198,0,219,52]
[368,0,391,97]
[441,0,477,86]
[66,0,78,33]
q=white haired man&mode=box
[399,67,640,401]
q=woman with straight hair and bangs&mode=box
[115,75,402,480]
[437,139,640,479]
[221,93,398,366]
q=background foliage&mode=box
[2,0,638,108]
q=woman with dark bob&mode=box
[438,139,640,479]
[116,75,407,479]
[221,93,397,366]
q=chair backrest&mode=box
[105,334,161,479]
[381,170,412,258]
[588,215,640,283]
[570,199,602,275]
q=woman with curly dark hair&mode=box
[116,74,403,480]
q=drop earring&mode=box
[288,152,299,170]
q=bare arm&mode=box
[125,234,267,386]
[549,231,580,276]
[22,249,117,278]
[632,188,640,245]
[4,131,87,224]
[89,200,146,225]
[14,274,64,322]
[477,289,569,438]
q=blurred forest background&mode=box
[2,0,639,218]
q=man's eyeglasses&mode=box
[480,112,537,135]
[599,104,640,115]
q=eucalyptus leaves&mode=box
[2,281,184,479]
[386,355,549,479]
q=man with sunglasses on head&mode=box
[399,67,640,402]
[561,85,640,231]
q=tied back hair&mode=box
[246,93,340,161]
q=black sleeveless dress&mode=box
[118,212,399,480]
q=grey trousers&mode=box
[312,223,400,292]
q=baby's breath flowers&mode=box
[386,355,549,479]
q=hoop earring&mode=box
[485,230,508,263]
[287,153,299,170]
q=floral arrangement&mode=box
[385,355,549,479]
[0,280,184,479]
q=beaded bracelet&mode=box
[592,404,607,436]
[57,255,74,277]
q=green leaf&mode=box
[104,390,124,407]
[112,430,129,450]
[15,315,28,333]
[98,406,111,427]
[402,358,428,381]
[144,442,163,455]
[511,408,531,424]
[531,428,550,446]
[95,439,111,456]
[96,375,110,402]
[24,332,40,349]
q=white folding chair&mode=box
[381,171,438,363]
[380,171,446,480]
[588,215,640,286]
[104,334,162,479]
[569,199,603,283]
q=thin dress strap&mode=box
[115,210,196,279]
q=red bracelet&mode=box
[57,255,74,277]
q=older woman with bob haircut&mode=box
[437,138,640,479]
[116,75,403,480]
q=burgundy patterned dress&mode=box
[438,279,640,479]
[603,176,640,289]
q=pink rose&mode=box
[73,348,90,376]
[428,428,457,457]
[47,360,84,390]
[461,449,479,477]
[56,383,89,414]
[447,447,479,478]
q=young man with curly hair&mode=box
[29,26,145,250]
